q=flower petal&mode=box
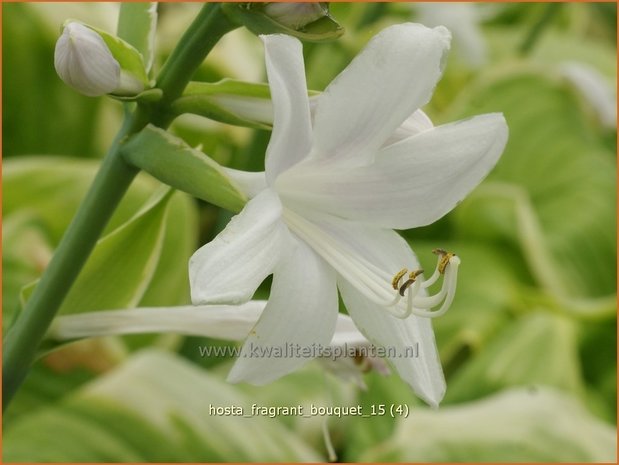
[304,217,445,405]
[309,23,450,167]
[278,113,508,230]
[261,34,313,184]
[383,109,434,147]
[189,189,289,305]
[50,302,267,341]
[227,236,338,385]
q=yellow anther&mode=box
[392,268,408,290]
[438,252,456,274]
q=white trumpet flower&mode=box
[190,23,508,406]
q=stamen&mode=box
[387,251,460,320]
[398,269,423,296]
[283,208,460,321]
[434,248,456,275]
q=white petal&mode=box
[278,113,508,230]
[338,279,446,407]
[222,168,267,199]
[54,22,120,96]
[261,34,313,184]
[304,217,445,405]
[309,23,451,167]
[331,314,370,347]
[283,211,417,306]
[50,302,267,341]
[51,301,369,349]
[189,189,289,305]
[383,109,434,146]
[209,94,274,126]
[227,237,338,384]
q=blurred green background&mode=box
[2,2,617,462]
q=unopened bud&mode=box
[263,3,329,29]
[54,21,148,98]
[54,22,120,97]
[222,2,343,42]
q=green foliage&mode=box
[122,125,247,212]
[3,2,616,462]
[117,3,157,74]
[358,388,616,462]
[450,70,616,299]
[3,157,198,328]
[3,350,321,462]
[21,188,173,316]
[2,4,103,157]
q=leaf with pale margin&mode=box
[449,70,616,299]
[117,3,157,74]
[3,350,321,462]
[358,388,616,462]
[21,188,172,316]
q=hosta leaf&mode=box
[449,70,616,299]
[359,388,616,462]
[3,350,321,462]
[444,311,584,404]
[21,188,172,316]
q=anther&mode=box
[398,269,423,296]
[391,268,408,290]
[438,252,455,274]
[433,248,456,274]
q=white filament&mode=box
[283,208,460,322]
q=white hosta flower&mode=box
[190,23,508,406]
[54,22,144,97]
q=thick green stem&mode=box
[2,125,138,408]
[3,3,237,410]
[150,3,235,127]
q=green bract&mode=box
[121,125,247,212]
[117,3,157,74]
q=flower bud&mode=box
[54,21,148,98]
[54,22,120,97]
[222,2,343,42]
[263,2,329,29]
